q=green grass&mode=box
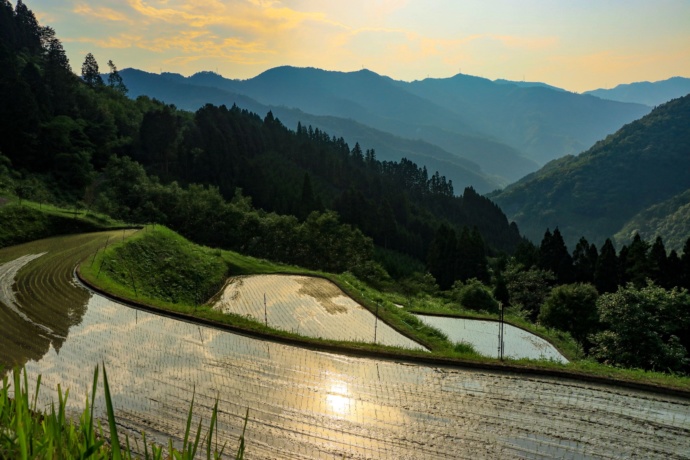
[79,225,690,393]
[0,365,245,459]
[0,198,129,249]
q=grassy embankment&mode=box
[79,225,690,393]
[0,198,131,249]
[79,225,468,358]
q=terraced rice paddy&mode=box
[214,275,425,350]
[1,233,690,459]
[415,314,568,363]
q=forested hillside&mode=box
[491,94,690,250]
[0,0,521,282]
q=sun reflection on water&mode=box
[326,381,352,416]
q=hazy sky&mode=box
[27,0,690,92]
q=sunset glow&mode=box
[28,0,690,92]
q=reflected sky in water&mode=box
[415,314,568,363]
[15,293,689,459]
[1,234,689,459]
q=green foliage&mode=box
[451,278,499,313]
[350,260,392,289]
[590,283,690,373]
[373,247,426,280]
[427,223,489,290]
[0,365,244,459]
[102,227,228,305]
[81,52,103,87]
[0,201,121,249]
[504,261,555,320]
[107,60,127,95]
[539,283,599,350]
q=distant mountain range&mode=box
[490,94,690,250]
[583,77,690,107]
[120,68,503,193]
[119,66,650,192]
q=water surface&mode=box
[1,234,688,459]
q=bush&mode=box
[452,278,499,313]
[539,283,599,350]
[590,282,690,373]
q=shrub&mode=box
[452,278,499,313]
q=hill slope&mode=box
[490,94,690,248]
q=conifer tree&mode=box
[594,239,618,293]
[427,223,458,290]
[81,52,103,87]
[648,236,668,287]
[624,234,650,287]
[681,237,690,290]
[572,236,598,283]
[538,227,573,284]
[107,59,127,94]
[666,250,683,289]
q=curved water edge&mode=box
[212,274,426,350]
[414,314,568,363]
[1,233,690,458]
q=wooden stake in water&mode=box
[374,300,379,344]
[264,293,267,327]
[498,302,505,360]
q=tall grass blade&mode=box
[88,365,99,443]
[14,369,28,460]
[182,387,196,453]
[206,397,219,460]
[31,373,41,413]
[102,364,122,460]
[235,409,249,460]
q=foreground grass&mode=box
[0,366,245,459]
[79,225,690,393]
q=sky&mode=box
[25,0,690,93]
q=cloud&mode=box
[74,4,133,23]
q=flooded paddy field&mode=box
[214,275,425,350]
[415,314,568,363]
[1,234,690,459]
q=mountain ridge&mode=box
[584,76,690,107]
[119,68,528,192]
